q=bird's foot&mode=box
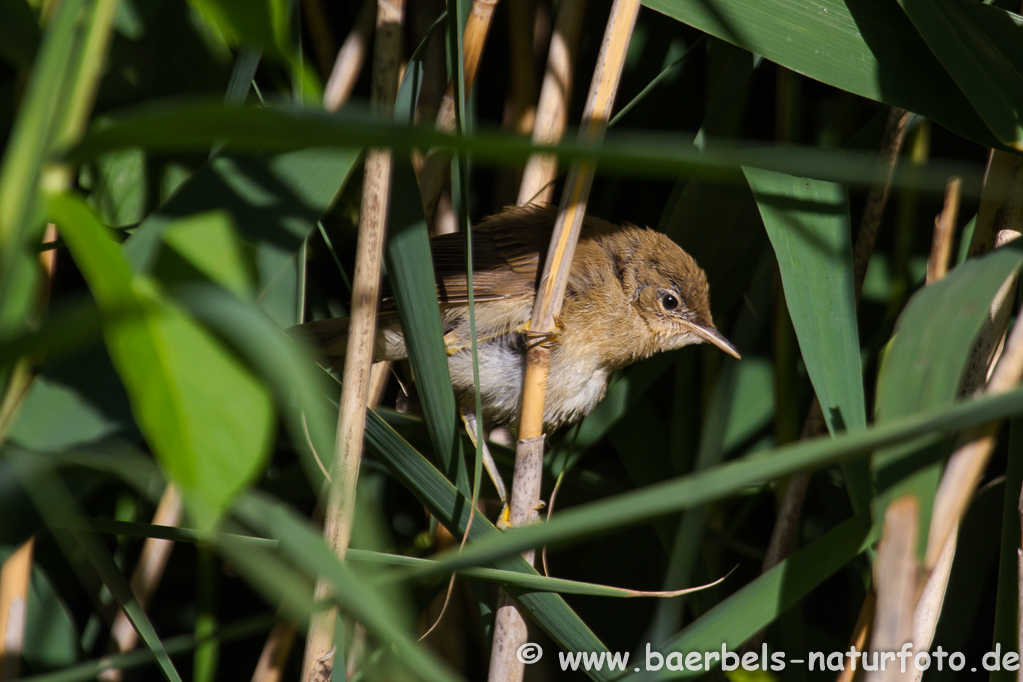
[496,505,512,530]
[520,324,562,350]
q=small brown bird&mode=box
[299,204,738,502]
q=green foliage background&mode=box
[0,0,1021,680]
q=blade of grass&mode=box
[64,102,988,198]
[744,168,869,509]
[403,383,1023,578]
[621,511,874,680]
[363,409,617,682]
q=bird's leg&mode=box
[460,406,511,529]
[519,317,565,350]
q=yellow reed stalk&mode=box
[517,0,586,205]
[925,177,961,285]
[0,537,34,680]
[835,592,876,682]
[487,4,640,681]
[300,2,405,680]
[418,0,499,231]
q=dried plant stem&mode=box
[301,0,338,78]
[100,486,183,681]
[251,622,297,682]
[925,297,1023,575]
[908,528,956,682]
[866,497,918,682]
[506,0,538,136]
[853,108,911,298]
[0,537,34,680]
[418,0,499,231]
[300,2,405,681]
[488,4,640,681]
[323,0,376,113]
[517,0,586,206]
[960,152,1023,394]
[926,177,961,285]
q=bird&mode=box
[297,203,739,507]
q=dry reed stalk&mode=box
[960,152,1023,394]
[925,297,1023,573]
[97,487,183,682]
[925,177,961,285]
[922,150,1023,575]
[907,528,956,682]
[251,622,297,682]
[251,11,386,678]
[517,0,586,205]
[301,0,338,78]
[487,3,640,681]
[323,0,376,113]
[506,0,538,136]
[300,2,405,680]
[865,497,918,682]
[1018,492,1023,675]
[0,537,34,680]
[853,108,911,298]
[418,0,499,231]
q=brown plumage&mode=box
[297,204,738,431]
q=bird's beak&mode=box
[689,323,741,360]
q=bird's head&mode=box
[618,228,740,360]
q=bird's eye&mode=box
[661,293,679,311]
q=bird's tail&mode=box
[289,314,406,370]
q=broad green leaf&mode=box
[405,383,1023,578]
[186,0,289,56]
[159,211,255,298]
[50,193,275,527]
[896,0,1023,149]
[642,0,995,147]
[80,149,148,227]
[872,246,1023,554]
[744,168,869,510]
[122,148,359,328]
[9,346,140,451]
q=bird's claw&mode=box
[520,325,562,350]
[496,505,512,530]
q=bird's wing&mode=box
[381,204,559,310]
